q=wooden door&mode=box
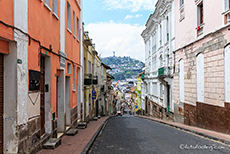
[0,54,4,153]
[40,56,45,135]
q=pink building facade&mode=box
[173,0,230,134]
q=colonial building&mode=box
[101,63,112,116]
[0,0,82,153]
[173,0,230,134]
[141,0,175,119]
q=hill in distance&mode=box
[101,56,145,81]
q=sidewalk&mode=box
[38,116,109,154]
[136,115,230,145]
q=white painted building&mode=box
[141,0,175,118]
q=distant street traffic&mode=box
[89,113,230,154]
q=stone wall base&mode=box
[70,106,78,128]
[148,99,174,120]
[184,102,230,134]
[17,116,58,154]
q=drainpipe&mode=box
[80,0,83,120]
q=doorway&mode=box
[96,100,99,117]
[65,77,70,127]
[167,85,170,114]
[40,56,45,135]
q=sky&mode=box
[83,0,157,62]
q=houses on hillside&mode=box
[141,0,230,134]
[0,1,114,153]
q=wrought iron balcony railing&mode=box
[92,76,98,85]
[84,73,92,86]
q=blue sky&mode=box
[83,0,157,62]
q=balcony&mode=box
[92,76,98,85]
[141,73,144,80]
[84,74,92,86]
[158,67,171,78]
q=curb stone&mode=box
[136,115,230,145]
[81,116,111,154]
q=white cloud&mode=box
[103,0,157,12]
[124,14,142,20]
[85,21,145,62]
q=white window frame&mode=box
[52,0,58,16]
[197,1,204,26]
[159,56,163,67]
[223,0,230,24]
[152,56,156,71]
[179,0,185,21]
[159,25,162,46]
[67,63,71,74]
[67,2,71,32]
[225,45,230,102]
[179,59,184,102]
[45,0,49,5]
[196,53,204,102]
[179,0,184,7]
[77,17,80,40]
[73,11,76,37]
[225,0,230,11]
[73,65,76,90]
[166,17,169,42]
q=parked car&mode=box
[116,111,122,116]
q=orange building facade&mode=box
[0,0,82,153]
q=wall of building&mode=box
[174,0,224,49]
[173,26,230,133]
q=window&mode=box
[29,70,41,91]
[67,63,71,74]
[224,0,230,24]
[88,61,91,74]
[150,82,152,94]
[166,55,169,66]
[197,2,203,25]
[149,40,151,55]
[166,17,169,42]
[160,25,162,46]
[73,65,75,90]
[152,56,156,71]
[84,58,86,74]
[159,56,163,67]
[152,83,158,96]
[196,53,204,102]
[45,0,49,6]
[148,62,151,73]
[179,0,184,7]
[225,45,230,102]
[52,0,58,15]
[73,11,75,36]
[179,59,184,102]
[179,0,185,20]
[225,0,230,11]
[152,34,156,53]
[67,2,71,31]
[197,1,204,36]
[160,84,163,98]
[77,17,80,40]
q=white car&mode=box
[116,111,122,116]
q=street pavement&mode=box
[89,114,230,154]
